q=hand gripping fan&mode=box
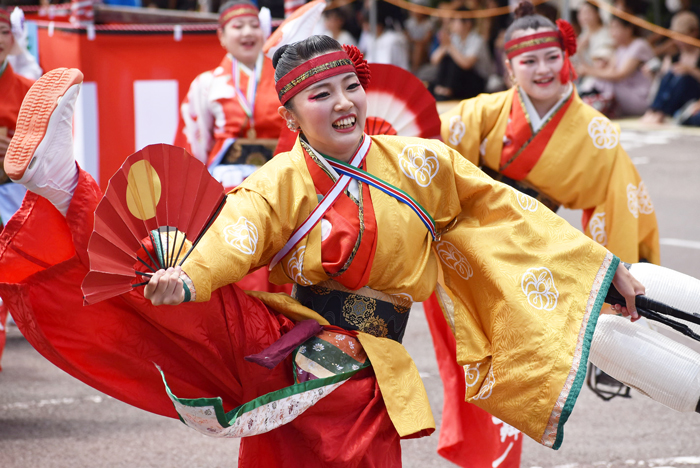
[364,63,441,139]
[81,144,227,305]
[605,262,700,342]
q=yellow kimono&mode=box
[182,134,618,448]
[440,87,659,265]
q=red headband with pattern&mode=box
[504,19,578,84]
[219,4,259,27]
[0,9,10,26]
[275,45,371,105]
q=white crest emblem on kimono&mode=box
[510,187,538,212]
[588,116,619,149]
[398,144,439,187]
[448,115,466,146]
[435,241,473,280]
[473,366,495,400]
[223,217,258,255]
[521,267,559,311]
[287,247,312,286]
[626,181,655,218]
[463,362,481,388]
[589,212,608,246]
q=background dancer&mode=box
[175,0,288,293]
[428,2,660,465]
[2,37,699,468]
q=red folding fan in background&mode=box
[81,144,226,305]
[364,63,441,139]
[274,62,442,154]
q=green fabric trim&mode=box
[160,360,370,429]
[0,59,7,79]
[552,254,620,450]
[297,336,365,372]
[182,282,191,303]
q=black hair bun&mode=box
[272,44,290,69]
[514,1,536,19]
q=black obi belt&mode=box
[481,166,561,213]
[292,282,412,343]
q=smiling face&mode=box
[0,23,13,64]
[281,72,367,162]
[506,28,566,109]
[217,15,263,69]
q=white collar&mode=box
[519,83,573,133]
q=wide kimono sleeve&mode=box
[429,144,619,449]
[181,156,315,301]
[177,71,216,164]
[439,91,511,165]
[582,143,660,264]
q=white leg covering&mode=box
[590,314,700,413]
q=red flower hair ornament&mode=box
[556,19,578,84]
[342,44,371,89]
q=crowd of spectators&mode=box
[10,0,700,126]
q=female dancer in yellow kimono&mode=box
[429,3,660,465]
[2,35,697,467]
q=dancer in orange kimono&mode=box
[0,7,34,371]
[427,3,660,467]
[3,37,699,468]
[175,0,288,294]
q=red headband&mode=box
[275,45,371,105]
[219,4,259,27]
[504,19,578,84]
[0,10,10,26]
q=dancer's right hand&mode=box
[144,267,185,306]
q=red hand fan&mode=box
[364,63,441,139]
[81,144,226,305]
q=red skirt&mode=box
[0,168,400,467]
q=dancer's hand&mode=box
[144,267,185,306]
[611,263,646,322]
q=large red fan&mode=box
[82,144,226,305]
[274,63,442,154]
[364,63,441,139]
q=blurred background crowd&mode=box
[4,0,700,125]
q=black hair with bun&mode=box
[504,1,557,42]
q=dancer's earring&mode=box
[287,120,298,131]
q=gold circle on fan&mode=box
[126,159,162,220]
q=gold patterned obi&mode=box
[292,280,413,343]
[481,165,561,213]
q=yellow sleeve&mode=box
[439,92,509,166]
[583,145,660,264]
[432,143,616,446]
[181,156,317,301]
